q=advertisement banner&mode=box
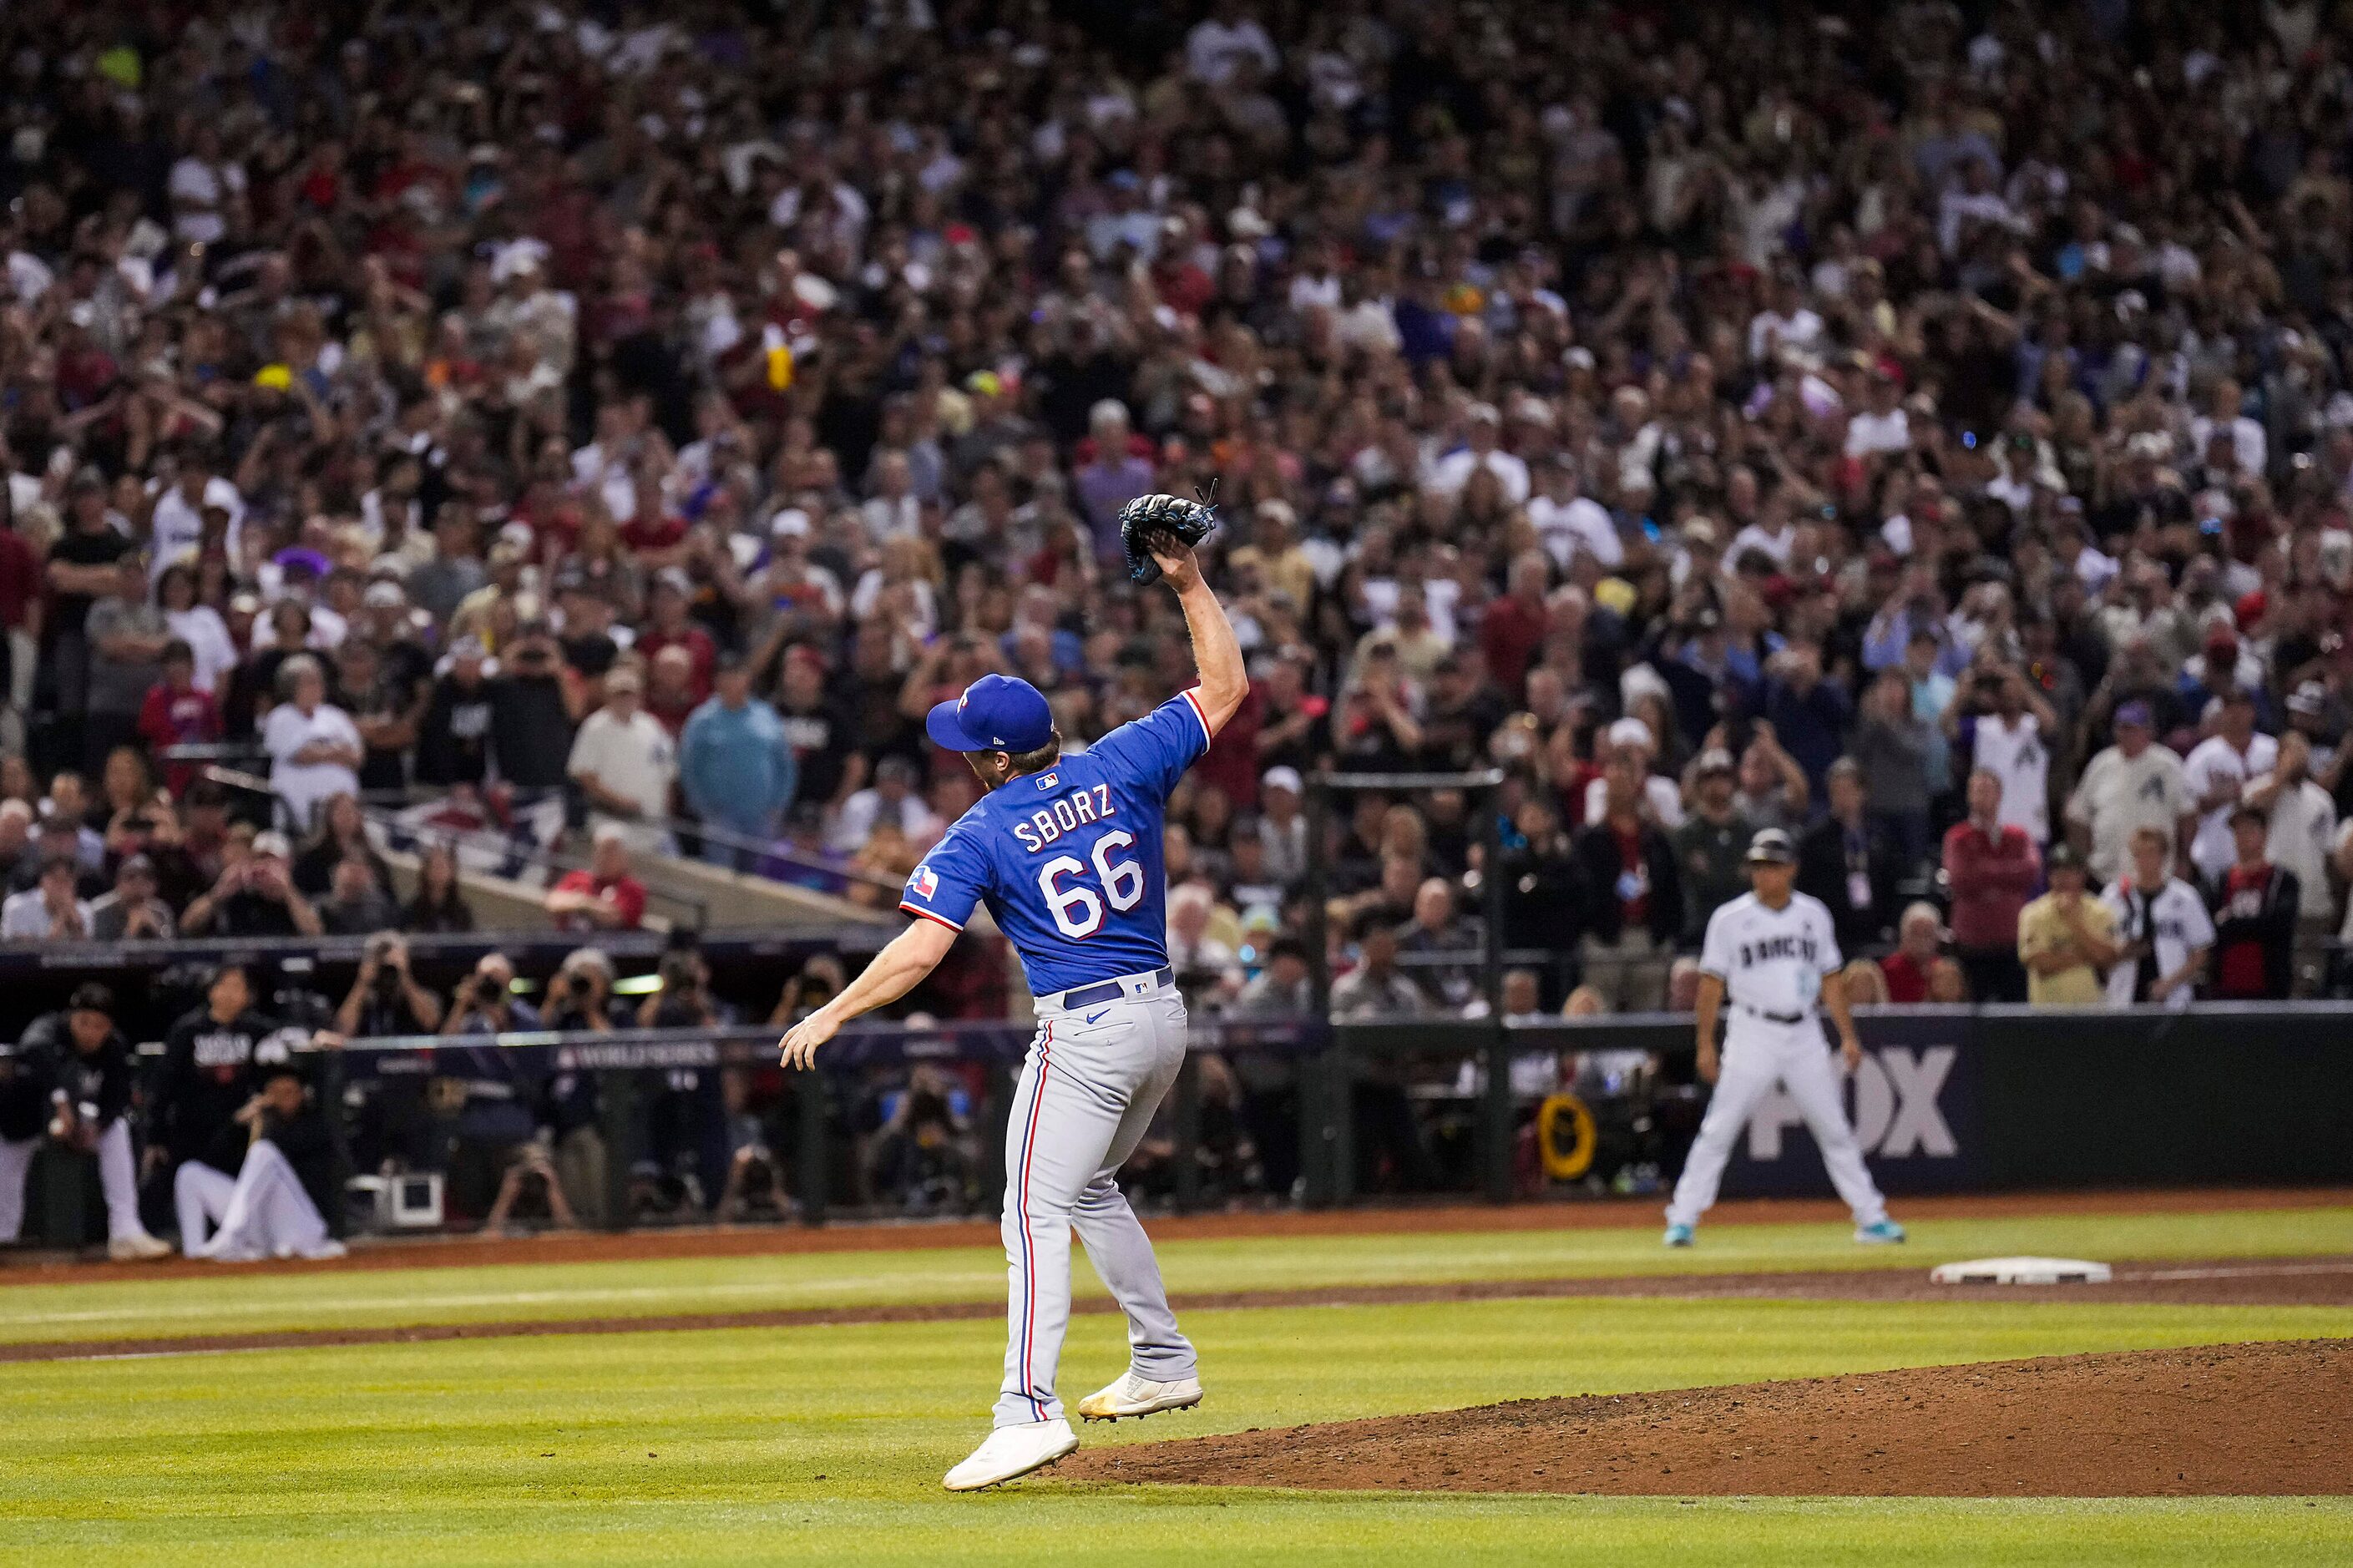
[1718,1010,1984,1196]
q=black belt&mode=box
[1739,1004,1808,1025]
[1054,966,1174,1012]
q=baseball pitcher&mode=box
[1661,827,1905,1247]
[779,495,1240,1491]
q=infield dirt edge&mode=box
[1058,1339,2353,1498]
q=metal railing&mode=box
[196,765,714,930]
[171,745,902,900]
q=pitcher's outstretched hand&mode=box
[779,1012,840,1070]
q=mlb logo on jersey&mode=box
[911,864,938,898]
[1035,773,1059,791]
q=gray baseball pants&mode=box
[994,976,1197,1428]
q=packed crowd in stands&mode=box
[0,0,2347,1053]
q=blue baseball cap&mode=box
[926,673,1055,754]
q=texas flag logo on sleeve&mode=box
[910,864,938,900]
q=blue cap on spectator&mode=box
[2115,700,2153,730]
[926,673,1054,754]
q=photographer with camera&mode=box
[624,942,728,1217]
[0,985,171,1257]
[441,951,540,1039]
[436,951,559,1228]
[334,932,443,1038]
[327,932,441,1181]
[534,947,618,1227]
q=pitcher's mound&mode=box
[1063,1339,2350,1496]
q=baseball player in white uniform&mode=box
[1663,827,1904,1247]
[778,521,1244,1492]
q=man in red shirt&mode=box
[1878,901,1945,1004]
[543,826,648,932]
[1478,552,1551,691]
[1941,766,2040,1003]
[137,641,223,797]
[1567,749,1682,1010]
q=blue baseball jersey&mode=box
[899,690,1213,996]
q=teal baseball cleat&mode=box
[1662,1222,1695,1247]
[1854,1219,1907,1244]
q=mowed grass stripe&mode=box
[11,1496,2353,1568]
[3,1297,2350,1565]
[0,1206,2345,1346]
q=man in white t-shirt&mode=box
[2065,701,2194,882]
[2241,733,2336,918]
[828,754,944,853]
[167,128,245,245]
[2187,378,2265,479]
[566,665,677,852]
[147,450,245,584]
[1420,404,1530,507]
[2335,817,2353,953]
[2179,687,2277,882]
[1952,666,2056,847]
[1745,275,1824,367]
[1726,493,1796,571]
[1526,457,1622,570]
[2100,825,2214,1009]
[1844,369,1912,458]
[1184,4,1278,84]
[1583,716,1685,829]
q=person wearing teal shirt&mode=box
[680,660,797,871]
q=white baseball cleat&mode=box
[106,1232,172,1262]
[1077,1371,1204,1422]
[942,1419,1078,1491]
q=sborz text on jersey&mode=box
[1010,776,1118,852]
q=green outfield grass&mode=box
[3,1297,2350,1564]
[2,1206,2350,1565]
[0,1202,2345,1346]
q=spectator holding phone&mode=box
[180,831,323,938]
[1,853,93,940]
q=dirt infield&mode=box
[3,1186,2345,1287]
[8,1256,2347,1364]
[1062,1339,2353,1496]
